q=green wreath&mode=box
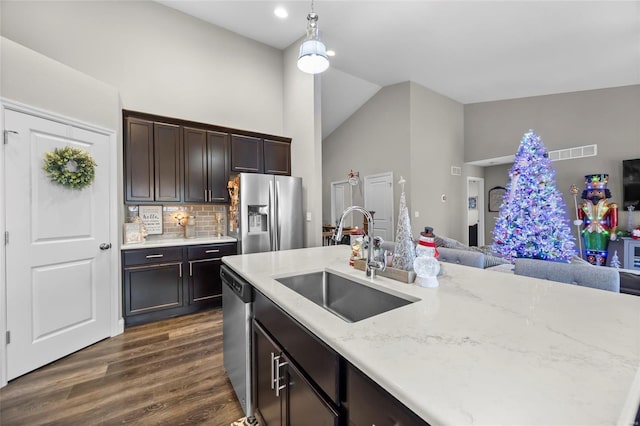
[43,146,97,189]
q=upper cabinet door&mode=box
[125,117,154,202]
[154,123,182,202]
[263,139,291,176]
[207,131,230,203]
[183,127,208,203]
[231,134,264,174]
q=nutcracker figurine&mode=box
[577,174,618,265]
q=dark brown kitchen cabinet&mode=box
[154,123,182,202]
[122,242,236,326]
[231,134,264,173]
[253,321,339,426]
[124,117,181,203]
[264,139,291,176]
[125,117,154,202]
[184,128,229,203]
[186,243,236,307]
[122,247,185,326]
[253,290,340,425]
[347,363,429,426]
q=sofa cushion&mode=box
[514,258,620,293]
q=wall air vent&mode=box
[548,144,597,162]
[451,166,462,176]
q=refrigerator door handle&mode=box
[269,180,275,251]
[275,180,281,251]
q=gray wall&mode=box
[323,82,411,234]
[1,0,284,136]
[409,82,465,240]
[466,85,640,244]
[323,81,466,241]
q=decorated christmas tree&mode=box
[392,177,416,270]
[492,130,576,262]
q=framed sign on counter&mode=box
[139,205,163,234]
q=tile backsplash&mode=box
[125,205,227,241]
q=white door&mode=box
[330,180,352,227]
[4,109,112,380]
[466,177,485,247]
[364,172,394,241]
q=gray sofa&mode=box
[514,258,620,292]
[437,247,485,268]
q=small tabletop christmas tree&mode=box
[492,130,576,262]
[392,176,416,270]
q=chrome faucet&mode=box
[333,206,386,279]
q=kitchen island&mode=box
[222,245,640,425]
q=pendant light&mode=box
[297,0,329,74]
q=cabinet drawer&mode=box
[254,290,340,405]
[123,247,184,267]
[187,243,236,260]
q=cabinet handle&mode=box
[204,189,208,202]
[145,254,164,259]
[270,352,276,390]
[208,190,212,202]
[179,263,182,278]
[275,357,288,397]
[205,249,220,254]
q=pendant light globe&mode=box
[297,10,329,74]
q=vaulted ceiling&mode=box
[158,1,640,138]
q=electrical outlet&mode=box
[414,211,420,218]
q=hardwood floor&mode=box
[0,309,245,425]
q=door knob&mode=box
[99,243,112,250]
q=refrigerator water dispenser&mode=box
[248,205,268,233]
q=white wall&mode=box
[1,0,284,135]
[283,38,323,248]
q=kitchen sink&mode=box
[275,270,416,322]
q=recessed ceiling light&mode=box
[326,49,336,57]
[274,7,288,19]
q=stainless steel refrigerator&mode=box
[230,173,303,254]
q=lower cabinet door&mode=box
[287,362,339,426]
[347,363,428,426]
[123,262,183,317]
[254,323,283,425]
[188,258,222,306]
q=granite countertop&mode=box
[121,236,237,250]
[222,245,640,426]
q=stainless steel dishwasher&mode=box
[221,265,254,418]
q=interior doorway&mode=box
[2,105,117,383]
[330,180,353,228]
[467,177,485,247]
[364,172,394,241]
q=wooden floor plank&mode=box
[0,309,244,426]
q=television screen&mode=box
[623,158,640,209]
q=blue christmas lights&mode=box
[492,131,576,262]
